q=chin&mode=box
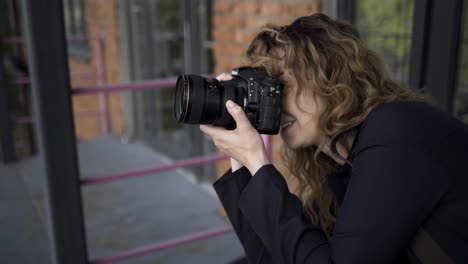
[281,137,302,149]
[281,136,315,150]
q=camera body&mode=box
[173,66,283,135]
[229,67,283,134]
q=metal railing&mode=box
[73,77,272,263]
[5,34,273,263]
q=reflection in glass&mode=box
[455,2,468,124]
[355,0,413,82]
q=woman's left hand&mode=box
[200,100,270,175]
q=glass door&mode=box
[119,0,216,180]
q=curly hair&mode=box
[245,13,432,235]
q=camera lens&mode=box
[174,74,242,127]
[174,74,246,128]
[174,75,190,122]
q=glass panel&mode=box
[63,0,90,56]
[79,0,87,35]
[73,1,82,34]
[455,1,468,124]
[355,0,414,82]
[152,0,184,132]
[62,0,71,34]
[124,0,215,163]
[151,0,212,132]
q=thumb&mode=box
[226,100,251,130]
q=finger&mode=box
[216,73,233,81]
[200,124,228,137]
[226,100,251,130]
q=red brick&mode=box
[223,15,245,28]
[215,55,243,73]
[234,30,258,44]
[213,42,247,59]
[260,2,283,15]
[214,0,234,13]
[212,43,227,56]
[288,1,321,17]
[245,16,274,29]
[68,0,123,139]
[233,0,260,15]
[277,17,295,26]
[213,29,236,43]
[213,14,223,25]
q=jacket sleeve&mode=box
[213,167,273,263]
[236,146,448,264]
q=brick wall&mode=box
[213,0,321,74]
[69,0,124,140]
[212,0,321,188]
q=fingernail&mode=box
[226,101,234,108]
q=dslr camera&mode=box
[173,67,283,134]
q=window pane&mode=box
[68,0,77,33]
[79,0,87,35]
[63,0,89,57]
[455,1,468,124]
[63,0,72,34]
[152,0,184,131]
[355,0,414,82]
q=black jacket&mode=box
[213,101,468,263]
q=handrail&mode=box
[7,34,268,264]
[81,153,228,186]
[73,77,177,94]
[4,34,105,44]
[14,78,178,124]
[11,72,97,85]
[88,226,234,264]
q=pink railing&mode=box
[80,153,228,186]
[7,34,274,263]
[73,78,272,263]
[89,226,234,264]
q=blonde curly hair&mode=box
[245,13,432,235]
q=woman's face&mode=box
[280,69,324,149]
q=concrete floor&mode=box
[0,135,244,264]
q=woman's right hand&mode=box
[215,73,244,172]
[230,158,243,172]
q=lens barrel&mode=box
[174,74,243,128]
[174,74,220,124]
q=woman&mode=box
[200,13,468,263]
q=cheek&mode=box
[296,109,322,145]
[299,119,319,142]
[282,92,293,108]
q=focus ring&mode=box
[214,83,237,127]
